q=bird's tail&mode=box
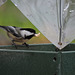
[0,26,9,32]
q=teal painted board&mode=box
[0,44,75,75]
[61,51,75,75]
[0,44,56,51]
[0,50,58,75]
[0,43,75,51]
[62,44,75,51]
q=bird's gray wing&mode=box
[7,26,21,37]
[0,26,21,37]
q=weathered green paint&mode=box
[61,51,75,75]
[0,44,75,75]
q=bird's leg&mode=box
[12,40,17,49]
[12,40,15,45]
[22,43,29,48]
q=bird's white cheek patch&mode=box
[20,30,34,38]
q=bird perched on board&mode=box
[0,26,40,48]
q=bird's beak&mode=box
[35,33,40,37]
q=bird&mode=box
[0,25,40,48]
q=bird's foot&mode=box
[22,43,29,48]
[12,41,17,49]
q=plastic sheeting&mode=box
[0,0,7,6]
[11,0,75,49]
[61,0,75,49]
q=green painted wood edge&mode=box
[0,43,75,51]
[0,44,56,51]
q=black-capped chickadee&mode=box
[0,26,40,48]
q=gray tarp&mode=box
[1,0,75,49]
[0,0,7,6]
